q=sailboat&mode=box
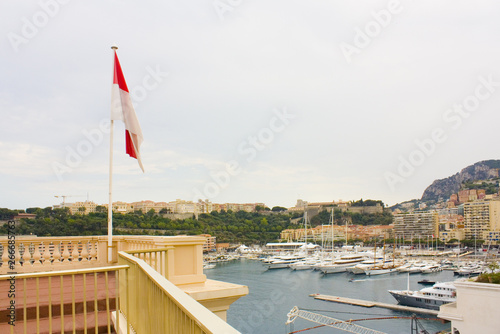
[316,213,366,274]
[313,209,336,270]
[363,244,401,276]
[267,210,309,270]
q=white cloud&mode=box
[2,0,500,209]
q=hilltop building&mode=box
[288,199,383,215]
[447,188,498,208]
[54,200,99,215]
[58,199,265,215]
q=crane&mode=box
[54,195,84,207]
[286,307,433,334]
[286,306,387,334]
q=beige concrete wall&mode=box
[439,281,500,334]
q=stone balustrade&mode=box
[0,234,248,324]
[0,236,100,273]
[0,235,205,282]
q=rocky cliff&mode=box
[421,160,500,202]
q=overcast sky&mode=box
[1,0,500,210]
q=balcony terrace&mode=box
[0,235,248,333]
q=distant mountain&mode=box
[421,160,500,202]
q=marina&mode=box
[205,257,457,334]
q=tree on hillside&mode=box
[96,206,106,213]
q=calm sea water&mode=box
[205,258,453,334]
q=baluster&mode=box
[42,242,52,266]
[71,242,80,262]
[22,243,32,267]
[32,242,42,267]
[14,243,22,268]
[80,242,89,263]
[89,241,97,262]
[61,242,71,264]
[52,242,62,265]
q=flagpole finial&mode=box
[111,44,118,50]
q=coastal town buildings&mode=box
[56,199,265,215]
[54,200,99,215]
[280,224,393,243]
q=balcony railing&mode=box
[124,247,172,278]
[117,251,239,333]
[0,235,201,275]
[0,265,125,333]
[0,235,246,333]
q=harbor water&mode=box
[205,258,453,334]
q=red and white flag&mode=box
[111,51,144,172]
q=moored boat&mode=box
[363,264,400,276]
[267,254,306,269]
[421,263,442,274]
[317,254,366,274]
[388,281,456,310]
[418,279,435,285]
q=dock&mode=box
[310,294,439,316]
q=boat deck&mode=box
[310,294,439,316]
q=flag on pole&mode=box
[111,50,144,172]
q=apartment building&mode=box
[463,199,500,243]
[200,234,216,252]
[437,214,465,242]
[393,211,439,240]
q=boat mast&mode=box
[303,209,308,244]
[330,209,335,255]
[344,218,348,248]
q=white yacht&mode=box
[454,263,484,276]
[317,254,366,274]
[203,263,216,270]
[363,263,400,276]
[421,263,442,274]
[407,262,428,274]
[289,258,320,270]
[267,255,306,269]
[388,281,457,310]
[347,258,390,274]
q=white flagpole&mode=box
[108,45,118,263]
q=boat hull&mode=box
[267,262,293,269]
[318,263,358,274]
[364,267,398,276]
[388,291,452,310]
